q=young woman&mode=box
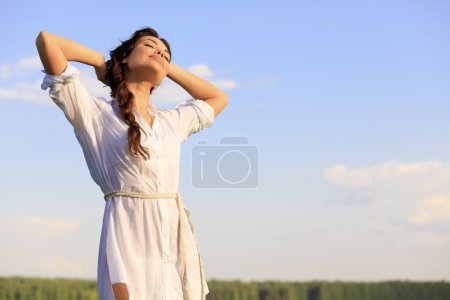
[36,27,228,300]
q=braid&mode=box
[103,27,171,161]
[117,80,150,161]
[106,45,150,161]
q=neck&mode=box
[123,69,158,112]
[126,81,153,112]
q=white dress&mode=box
[41,62,214,300]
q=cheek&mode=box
[129,53,147,67]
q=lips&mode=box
[150,55,164,66]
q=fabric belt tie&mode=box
[103,190,206,300]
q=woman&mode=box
[36,27,228,300]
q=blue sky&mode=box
[1,0,449,282]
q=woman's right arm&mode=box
[35,31,105,75]
[36,31,107,132]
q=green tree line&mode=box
[0,276,449,300]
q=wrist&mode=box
[167,62,177,79]
[95,54,105,68]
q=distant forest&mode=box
[0,277,449,300]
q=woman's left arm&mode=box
[167,63,228,117]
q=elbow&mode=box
[221,92,229,106]
[35,31,49,47]
[36,31,45,42]
[218,93,229,112]
[217,91,228,101]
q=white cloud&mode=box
[324,159,450,192]
[0,55,59,105]
[210,79,237,90]
[409,194,450,225]
[0,79,50,105]
[187,64,214,78]
[4,215,80,238]
[0,56,41,80]
[322,159,450,238]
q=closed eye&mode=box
[145,44,170,62]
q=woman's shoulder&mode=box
[90,96,114,111]
[156,106,178,123]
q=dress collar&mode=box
[132,102,157,131]
[111,100,157,131]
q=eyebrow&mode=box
[142,38,170,56]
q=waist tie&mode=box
[103,190,206,300]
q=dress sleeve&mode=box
[41,62,102,131]
[173,98,215,143]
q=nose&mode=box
[154,48,164,58]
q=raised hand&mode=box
[95,56,108,86]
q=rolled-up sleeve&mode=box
[173,98,215,143]
[41,62,102,131]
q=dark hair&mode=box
[104,27,172,161]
